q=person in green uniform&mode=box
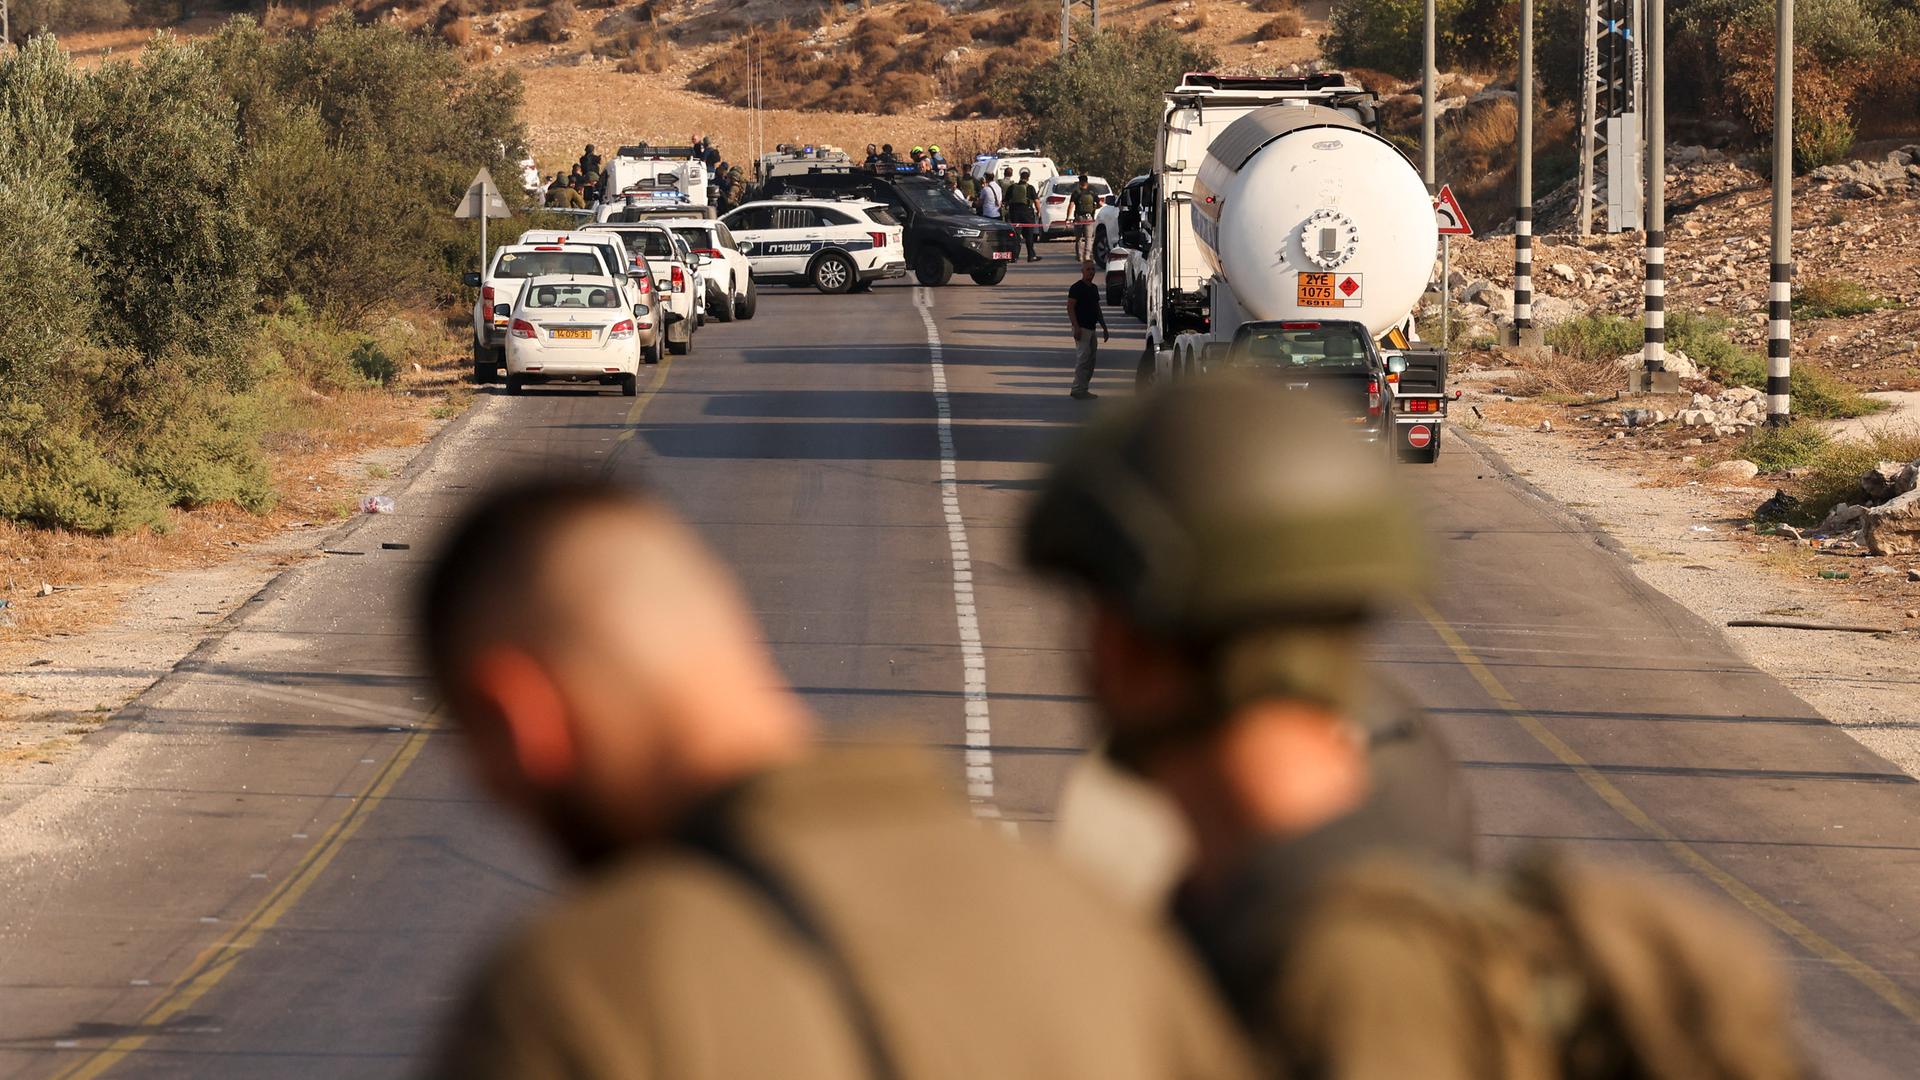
[1004,167,1041,261]
[1070,174,1103,262]
[420,480,1263,1080]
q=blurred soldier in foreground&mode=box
[1024,383,1805,1079]
[420,480,1259,1080]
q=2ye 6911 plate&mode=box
[1297,272,1363,307]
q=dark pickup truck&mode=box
[1214,319,1447,463]
[760,166,1020,286]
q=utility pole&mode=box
[1060,0,1099,52]
[1641,0,1666,385]
[1510,0,1539,346]
[1422,0,1435,191]
[1578,0,1598,234]
[1768,0,1793,425]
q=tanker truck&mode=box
[1137,73,1449,462]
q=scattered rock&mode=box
[1550,262,1576,282]
[1861,460,1919,503]
[1862,489,1920,555]
[1821,503,1865,532]
[37,582,53,597]
[1709,459,1761,481]
[1538,419,1553,433]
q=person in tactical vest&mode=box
[1003,167,1041,261]
[1023,383,1807,1080]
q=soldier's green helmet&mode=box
[1022,380,1427,642]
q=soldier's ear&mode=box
[469,645,579,789]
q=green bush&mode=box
[990,26,1216,183]
[1792,432,1920,522]
[351,341,399,386]
[1735,421,1830,471]
[1545,314,1640,364]
[1793,277,1894,319]
[1329,0,1519,79]
[0,22,527,533]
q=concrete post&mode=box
[1510,0,1539,345]
[1642,0,1666,383]
[1768,0,1794,425]
[1422,0,1436,191]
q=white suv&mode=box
[658,218,756,322]
[720,198,906,294]
[584,222,702,354]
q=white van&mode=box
[969,148,1059,187]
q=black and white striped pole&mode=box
[1642,0,1666,385]
[1768,0,1794,425]
[1510,0,1541,347]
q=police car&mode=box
[720,197,906,294]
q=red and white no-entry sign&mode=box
[1406,425,1433,449]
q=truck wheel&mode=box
[1106,279,1124,306]
[736,278,757,320]
[472,343,497,384]
[812,252,855,293]
[914,250,954,287]
[969,263,1008,286]
[1135,338,1156,391]
[712,280,735,322]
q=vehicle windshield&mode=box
[865,206,901,227]
[898,184,971,215]
[1230,323,1373,372]
[523,282,621,310]
[670,227,713,250]
[493,250,605,278]
[615,230,676,257]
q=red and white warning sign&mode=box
[1405,424,1434,449]
[1433,184,1473,236]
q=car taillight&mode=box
[1280,321,1322,330]
[482,285,495,306]
[695,248,722,258]
[510,319,536,339]
[671,266,685,292]
[1367,378,1381,416]
[609,319,634,339]
[635,277,652,293]
[869,231,887,248]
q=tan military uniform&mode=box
[434,748,1257,1080]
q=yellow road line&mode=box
[615,353,674,445]
[52,721,438,1080]
[1417,599,1920,1024]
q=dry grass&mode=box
[1498,344,1624,399]
[1255,12,1304,38]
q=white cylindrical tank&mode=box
[1192,105,1436,338]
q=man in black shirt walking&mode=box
[1066,260,1109,400]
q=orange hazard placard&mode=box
[1297,272,1339,306]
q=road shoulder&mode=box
[1452,418,1920,778]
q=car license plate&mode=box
[552,328,592,340]
[991,250,1014,260]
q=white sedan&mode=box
[504,275,646,396]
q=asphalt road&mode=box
[2,259,1917,1077]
